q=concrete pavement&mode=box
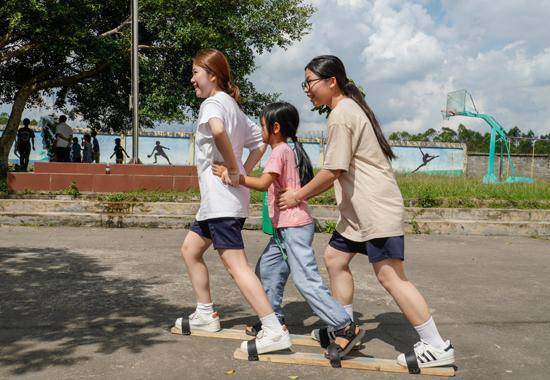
[0,226,548,379]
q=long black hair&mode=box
[261,102,314,186]
[305,55,395,160]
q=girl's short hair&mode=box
[193,49,240,102]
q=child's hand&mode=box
[224,171,241,187]
[211,161,227,178]
[213,161,239,186]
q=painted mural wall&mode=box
[6,129,466,175]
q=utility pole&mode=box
[130,0,140,163]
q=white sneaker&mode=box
[240,327,292,355]
[311,329,321,341]
[175,311,221,333]
[397,340,455,368]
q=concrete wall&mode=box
[466,153,550,181]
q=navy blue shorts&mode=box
[329,231,405,263]
[190,217,246,250]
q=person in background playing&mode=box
[91,130,100,163]
[110,138,129,164]
[15,118,35,171]
[71,137,82,163]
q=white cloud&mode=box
[249,0,550,136]
[3,0,550,137]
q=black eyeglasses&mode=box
[301,78,325,90]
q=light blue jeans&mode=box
[255,222,351,330]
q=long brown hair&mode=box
[193,49,240,102]
[305,55,395,160]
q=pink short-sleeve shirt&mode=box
[264,143,313,228]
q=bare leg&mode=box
[218,249,275,318]
[323,245,356,305]
[181,231,213,304]
[373,259,430,326]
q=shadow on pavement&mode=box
[0,246,235,375]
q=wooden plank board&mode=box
[170,326,319,347]
[233,349,455,377]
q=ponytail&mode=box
[342,81,395,160]
[305,55,396,160]
[225,80,241,103]
[291,137,314,186]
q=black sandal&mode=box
[324,323,365,368]
[245,321,263,336]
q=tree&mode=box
[433,127,457,143]
[0,0,314,177]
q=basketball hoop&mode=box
[441,110,455,120]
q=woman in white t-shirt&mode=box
[174,49,291,356]
[279,55,455,372]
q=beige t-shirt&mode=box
[323,98,404,241]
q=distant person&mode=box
[55,115,72,162]
[15,118,35,171]
[71,137,82,163]
[91,130,100,163]
[110,138,129,164]
[82,134,93,163]
[147,141,172,165]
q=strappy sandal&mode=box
[323,323,365,368]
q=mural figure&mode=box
[411,147,439,173]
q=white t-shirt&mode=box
[194,91,263,221]
[55,122,73,148]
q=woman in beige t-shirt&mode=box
[278,55,454,372]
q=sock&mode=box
[343,304,354,321]
[196,302,214,315]
[414,316,446,349]
[260,312,283,334]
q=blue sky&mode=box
[2,0,550,136]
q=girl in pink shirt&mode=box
[213,102,364,366]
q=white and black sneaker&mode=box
[397,340,455,372]
[175,311,221,334]
[240,326,292,359]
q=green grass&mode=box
[251,173,550,208]
[0,177,7,194]
[96,189,201,203]
[396,174,550,208]
[6,172,550,208]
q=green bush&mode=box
[63,181,80,199]
[0,177,7,193]
[323,220,337,234]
